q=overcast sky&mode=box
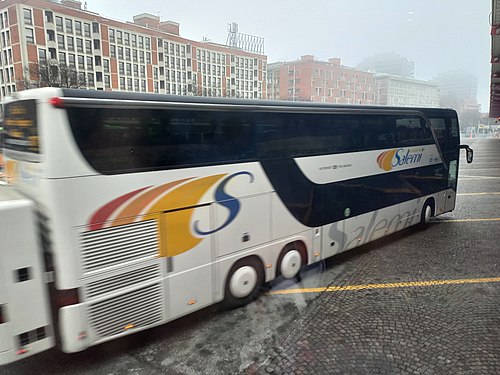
[86,0,491,111]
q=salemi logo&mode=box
[377,148,425,171]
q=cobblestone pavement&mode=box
[252,139,500,374]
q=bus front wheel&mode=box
[277,245,303,279]
[419,200,434,229]
[223,257,264,309]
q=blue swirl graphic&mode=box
[194,171,254,236]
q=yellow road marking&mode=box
[268,277,500,295]
[459,175,500,179]
[437,218,500,222]
[457,192,500,196]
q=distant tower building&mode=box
[267,55,375,104]
[357,53,415,78]
[375,74,439,107]
[432,70,478,108]
[433,70,480,129]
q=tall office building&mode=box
[267,55,375,104]
[0,0,267,100]
[357,53,415,78]
[433,70,478,108]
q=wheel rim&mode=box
[229,266,258,298]
[424,204,432,223]
[280,250,302,279]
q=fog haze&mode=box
[86,0,491,111]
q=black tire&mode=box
[223,257,264,309]
[419,200,434,229]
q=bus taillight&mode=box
[49,97,65,108]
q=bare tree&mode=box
[18,60,86,90]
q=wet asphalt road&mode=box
[1,138,499,374]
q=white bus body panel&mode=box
[0,187,54,364]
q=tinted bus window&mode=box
[4,100,40,162]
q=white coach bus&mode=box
[0,88,472,364]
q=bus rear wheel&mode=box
[223,257,264,309]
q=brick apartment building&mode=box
[267,55,376,104]
[0,0,267,100]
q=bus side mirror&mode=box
[460,144,473,163]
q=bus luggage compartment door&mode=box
[0,187,55,365]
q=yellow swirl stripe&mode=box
[145,174,226,257]
[109,178,193,227]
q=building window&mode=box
[118,62,124,75]
[76,38,83,52]
[93,39,100,50]
[59,52,66,63]
[110,45,116,58]
[119,77,125,90]
[141,80,146,92]
[146,52,151,64]
[104,75,110,88]
[84,23,91,38]
[87,56,94,70]
[95,56,101,66]
[92,22,99,34]
[78,55,84,70]
[67,36,74,51]
[131,34,137,47]
[87,72,94,86]
[103,59,109,73]
[125,48,131,61]
[56,16,63,32]
[26,28,34,44]
[140,65,146,78]
[24,9,32,25]
[75,21,82,36]
[138,36,144,48]
[124,32,129,45]
[109,29,115,43]
[132,49,137,62]
[57,34,65,49]
[96,71,103,82]
[45,11,53,24]
[85,40,92,54]
[118,47,123,59]
[145,37,150,49]
[68,54,75,67]
[38,48,47,61]
[126,63,131,75]
[66,19,73,34]
[49,48,56,59]
[127,78,132,90]
[116,30,122,44]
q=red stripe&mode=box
[88,187,151,231]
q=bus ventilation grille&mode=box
[85,264,161,299]
[88,283,163,338]
[80,220,159,274]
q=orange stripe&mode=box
[110,178,193,227]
